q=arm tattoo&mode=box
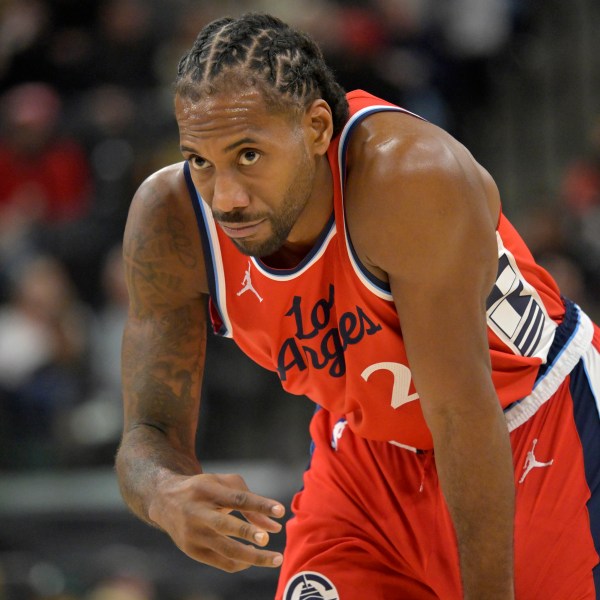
[118,187,208,509]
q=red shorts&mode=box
[276,319,600,599]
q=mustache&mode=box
[212,210,268,224]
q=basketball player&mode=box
[115,13,600,599]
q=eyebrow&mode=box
[180,137,258,155]
[224,137,257,152]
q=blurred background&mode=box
[0,0,599,598]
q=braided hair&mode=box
[175,13,349,136]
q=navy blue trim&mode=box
[523,307,545,357]
[569,358,600,589]
[347,231,391,293]
[308,404,321,458]
[292,404,323,496]
[339,107,411,295]
[183,162,227,336]
[502,299,579,415]
[536,299,579,382]
[255,213,336,276]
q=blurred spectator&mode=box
[34,83,144,306]
[0,82,91,223]
[441,0,512,59]
[0,254,91,468]
[85,575,154,600]
[512,201,569,257]
[323,5,408,109]
[91,244,128,401]
[90,0,159,92]
[559,115,600,308]
[45,84,140,303]
[513,200,600,321]
[0,0,101,94]
[0,82,93,298]
[75,83,157,222]
[63,244,127,464]
[0,0,52,90]
[373,0,450,126]
[561,115,600,217]
[537,252,596,313]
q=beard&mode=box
[213,149,315,258]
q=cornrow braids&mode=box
[175,13,349,136]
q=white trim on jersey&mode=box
[196,196,234,338]
[505,305,594,432]
[337,105,420,302]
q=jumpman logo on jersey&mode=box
[519,438,553,483]
[236,260,263,302]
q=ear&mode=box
[303,99,334,156]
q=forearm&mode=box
[116,424,202,527]
[118,300,207,525]
[434,401,515,600]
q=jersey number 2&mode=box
[361,362,419,409]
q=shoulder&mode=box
[124,161,208,299]
[346,110,488,192]
[343,111,500,280]
[126,161,195,236]
[130,161,189,209]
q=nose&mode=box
[211,171,250,213]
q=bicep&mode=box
[353,132,500,421]
[121,171,209,451]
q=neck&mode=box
[264,154,333,269]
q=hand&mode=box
[148,472,286,572]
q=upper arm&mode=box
[121,164,209,453]
[346,114,500,426]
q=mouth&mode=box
[217,219,266,239]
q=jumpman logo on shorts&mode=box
[331,418,348,451]
[519,438,554,483]
[236,260,263,302]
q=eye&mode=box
[190,155,210,170]
[239,150,260,166]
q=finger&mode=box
[188,536,284,571]
[214,481,285,518]
[186,546,252,573]
[172,517,284,571]
[209,510,275,547]
[241,510,284,533]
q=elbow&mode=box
[421,383,505,448]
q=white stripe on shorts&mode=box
[505,306,595,432]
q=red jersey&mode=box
[184,90,569,450]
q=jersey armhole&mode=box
[183,162,231,337]
[337,105,426,301]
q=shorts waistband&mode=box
[504,300,595,432]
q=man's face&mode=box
[176,88,319,258]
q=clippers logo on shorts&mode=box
[284,571,340,600]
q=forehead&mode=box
[175,89,295,143]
